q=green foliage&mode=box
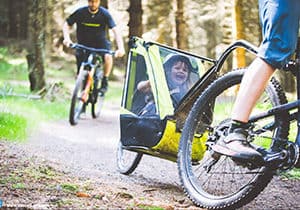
[61,183,79,192]
[24,165,56,180]
[0,47,28,81]
[12,182,26,189]
[282,168,300,179]
[0,112,27,141]
[0,173,22,185]
[0,96,69,141]
[105,81,123,103]
[1,97,68,122]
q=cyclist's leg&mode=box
[75,49,84,75]
[104,54,113,77]
[75,49,88,114]
[100,40,112,92]
[100,54,112,92]
[212,0,300,160]
[231,58,274,122]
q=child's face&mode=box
[170,61,189,86]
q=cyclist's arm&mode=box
[137,80,151,93]
[111,26,125,57]
[63,21,73,47]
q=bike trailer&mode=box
[120,37,215,161]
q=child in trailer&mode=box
[137,54,198,116]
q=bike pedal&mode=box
[284,142,300,169]
[98,91,105,97]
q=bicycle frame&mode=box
[69,43,114,125]
[248,40,300,147]
[78,54,97,103]
[72,43,114,104]
[174,40,259,128]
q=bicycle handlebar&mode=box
[70,43,115,56]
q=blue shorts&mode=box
[258,0,300,69]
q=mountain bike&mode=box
[69,43,114,126]
[177,38,300,209]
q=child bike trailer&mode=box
[117,37,215,174]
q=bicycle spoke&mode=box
[178,70,288,208]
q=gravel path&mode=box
[3,101,300,209]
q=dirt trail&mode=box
[2,101,300,209]
[21,102,180,185]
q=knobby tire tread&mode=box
[69,73,86,125]
[178,69,289,209]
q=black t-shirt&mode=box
[66,6,116,48]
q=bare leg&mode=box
[99,54,113,93]
[104,54,113,77]
[231,57,276,122]
[212,58,276,160]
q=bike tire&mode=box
[117,141,143,175]
[91,94,104,118]
[178,69,289,209]
[69,71,88,126]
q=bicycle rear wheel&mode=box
[117,141,143,175]
[69,71,88,125]
[91,94,104,118]
[178,69,289,209]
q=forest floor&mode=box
[0,101,300,209]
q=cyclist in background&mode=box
[212,0,300,163]
[63,0,125,93]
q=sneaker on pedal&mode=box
[211,128,263,163]
[99,77,108,95]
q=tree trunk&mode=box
[276,71,295,93]
[128,0,143,38]
[26,53,36,91]
[232,0,246,68]
[176,0,189,50]
[0,0,9,38]
[100,0,109,40]
[100,0,108,8]
[8,1,28,39]
[19,0,29,39]
[27,0,46,92]
[45,0,54,55]
[145,0,173,45]
[8,1,18,38]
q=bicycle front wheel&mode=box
[69,71,88,125]
[178,69,288,209]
